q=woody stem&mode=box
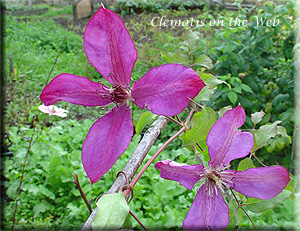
[123,126,187,198]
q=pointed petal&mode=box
[83,7,137,87]
[131,64,205,116]
[82,106,133,183]
[40,73,112,107]
[183,184,229,230]
[207,105,254,168]
[155,160,204,190]
[224,166,290,200]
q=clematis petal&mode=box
[40,73,112,107]
[183,184,229,230]
[155,160,204,190]
[207,105,254,168]
[131,64,205,116]
[224,166,290,200]
[83,7,137,87]
[82,106,133,183]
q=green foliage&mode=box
[4,119,141,229]
[182,107,216,146]
[135,111,157,135]
[92,192,129,230]
[111,0,205,15]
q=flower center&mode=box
[202,165,234,197]
[98,83,131,107]
[109,85,131,104]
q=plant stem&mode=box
[252,154,267,167]
[196,142,204,151]
[71,174,93,214]
[165,115,184,127]
[45,36,66,86]
[12,132,34,230]
[129,210,148,231]
[230,188,257,231]
[124,126,186,198]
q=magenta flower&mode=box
[40,7,205,183]
[155,106,290,230]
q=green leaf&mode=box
[194,86,216,102]
[33,202,50,217]
[135,112,156,135]
[251,121,282,152]
[237,158,255,171]
[225,213,237,230]
[199,73,225,89]
[240,83,253,93]
[194,54,213,69]
[182,107,216,146]
[92,191,129,230]
[247,189,292,213]
[227,91,238,105]
[218,105,232,118]
[251,110,265,126]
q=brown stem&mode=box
[165,115,184,127]
[252,154,268,167]
[187,97,203,109]
[45,37,66,86]
[176,115,183,124]
[230,188,257,231]
[129,210,148,231]
[12,132,34,230]
[72,174,93,214]
[196,142,204,152]
[185,108,195,126]
[123,126,187,198]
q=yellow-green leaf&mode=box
[92,191,129,230]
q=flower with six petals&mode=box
[40,7,205,183]
[155,105,290,230]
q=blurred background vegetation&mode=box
[2,0,298,229]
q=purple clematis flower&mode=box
[155,106,290,230]
[40,7,205,183]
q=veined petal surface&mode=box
[183,184,229,230]
[155,160,204,190]
[40,73,112,107]
[131,64,205,116]
[207,105,254,168]
[224,166,290,200]
[82,106,133,183]
[83,7,137,87]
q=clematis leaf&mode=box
[218,105,232,118]
[246,189,292,213]
[237,158,255,171]
[251,120,282,152]
[182,107,216,146]
[227,91,238,105]
[92,191,129,230]
[194,86,216,102]
[194,54,213,69]
[251,110,265,127]
[199,73,225,89]
[225,213,237,230]
[135,111,157,135]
